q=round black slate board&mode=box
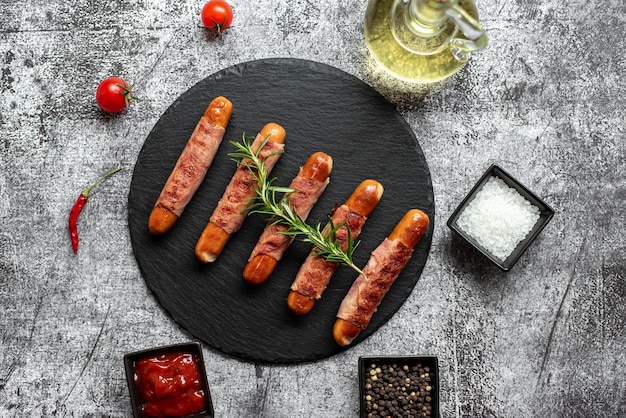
[128,58,435,364]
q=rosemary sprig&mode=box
[229,134,364,276]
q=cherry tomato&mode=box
[201,0,233,33]
[95,77,138,113]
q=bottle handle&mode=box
[446,4,488,60]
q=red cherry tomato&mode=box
[96,77,138,113]
[201,0,233,33]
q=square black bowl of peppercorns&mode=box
[359,356,439,418]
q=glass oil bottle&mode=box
[365,0,488,83]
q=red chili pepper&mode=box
[68,167,121,254]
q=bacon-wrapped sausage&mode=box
[195,123,286,263]
[333,209,429,346]
[243,152,333,285]
[287,180,384,315]
[148,96,233,235]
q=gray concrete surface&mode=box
[1,0,624,417]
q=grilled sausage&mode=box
[287,180,384,315]
[148,96,233,235]
[195,123,286,263]
[333,209,429,346]
[243,152,333,285]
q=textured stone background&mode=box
[1,0,624,417]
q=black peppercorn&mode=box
[362,360,437,418]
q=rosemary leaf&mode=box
[228,134,363,276]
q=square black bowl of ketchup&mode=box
[124,342,214,418]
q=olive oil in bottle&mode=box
[364,0,487,83]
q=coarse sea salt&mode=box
[456,176,540,261]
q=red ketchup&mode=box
[134,352,207,417]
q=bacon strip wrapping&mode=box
[287,180,384,315]
[195,123,286,263]
[148,96,233,235]
[333,209,429,346]
[336,238,412,329]
[209,137,284,234]
[290,205,366,298]
[243,152,333,285]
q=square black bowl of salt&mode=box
[358,356,440,418]
[447,164,555,271]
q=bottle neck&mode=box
[407,0,455,38]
